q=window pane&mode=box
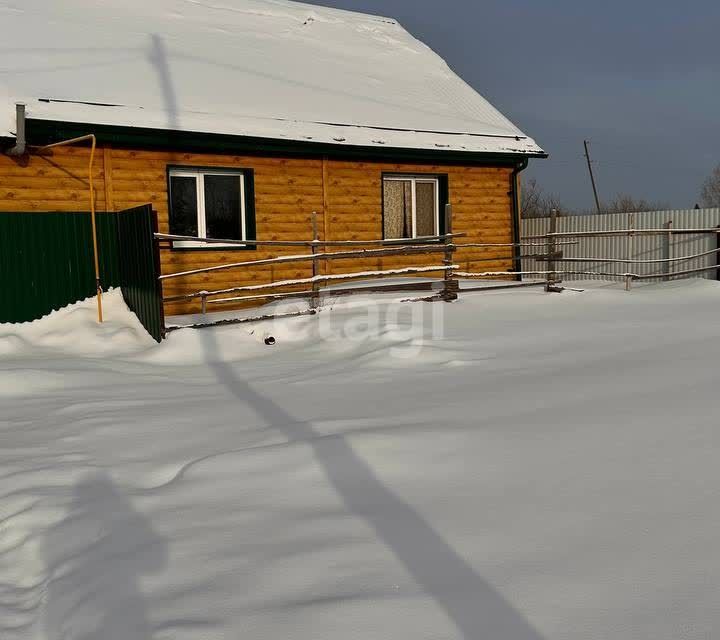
[169,176,198,236]
[204,175,242,240]
[415,181,437,237]
[383,179,412,239]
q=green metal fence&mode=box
[0,208,164,342]
[0,212,120,324]
[117,205,165,342]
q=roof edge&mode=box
[265,0,399,26]
[17,119,548,163]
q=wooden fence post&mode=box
[545,208,558,292]
[442,204,458,301]
[625,212,635,291]
[310,211,320,309]
[662,220,672,281]
[716,226,720,282]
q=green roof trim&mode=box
[23,119,548,165]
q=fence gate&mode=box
[117,205,165,342]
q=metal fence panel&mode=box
[1,208,164,342]
[0,212,120,323]
[117,205,165,342]
[522,208,720,281]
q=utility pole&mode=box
[583,139,602,214]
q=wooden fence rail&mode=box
[159,244,450,281]
[155,232,464,247]
[522,220,720,290]
[159,213,720,330]
[539,245,720,265]
[523,228,720,240]
[159,207,465,316]
[165,265,457,304]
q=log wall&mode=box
[0,146,515,317]
[323,161,513,277]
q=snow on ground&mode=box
[2,281,720,639]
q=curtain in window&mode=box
[383,180,412,239]
[415,181,436,237]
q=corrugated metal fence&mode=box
[0,207,164,341]
[117,205,164,342]
[0,212,120,323]
[522,208,720,281]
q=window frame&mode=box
[381,173,447,240]
[167,166,255,250]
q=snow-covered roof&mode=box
[1,0,544,156]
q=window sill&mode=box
[171,241,256,251]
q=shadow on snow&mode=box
[199,328,544,640]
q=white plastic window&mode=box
[383,175,440,239]
[169,168,246,247]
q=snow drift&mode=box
[1,282,720,639]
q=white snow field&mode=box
[2,281,720,639]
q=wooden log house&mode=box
[1,0,545,317]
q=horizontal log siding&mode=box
[0,146,108,212]
[0,147,515,317]
[107,151,325,316]
[324,161,514,277]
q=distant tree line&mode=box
[520,178,667,218]
[520,178,567,218]
[701,164,720,208]
[522,163,720,218]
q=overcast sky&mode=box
[303,0,720,210]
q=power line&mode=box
[583,140,602,214]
